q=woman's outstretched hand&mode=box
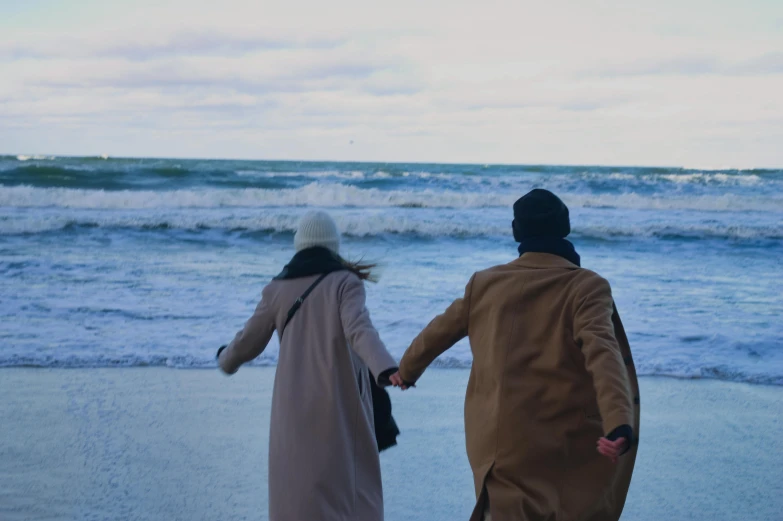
[596,437,628,464]
[389,372,411,390]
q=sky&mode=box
[1,0,782,167]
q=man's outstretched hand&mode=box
[597,437,628,464]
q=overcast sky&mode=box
[1,0,781,167]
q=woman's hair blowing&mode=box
[339,257,378,283]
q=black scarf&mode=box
[518,236,581,267]
[274,247,347,280]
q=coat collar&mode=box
[511,252,582,270]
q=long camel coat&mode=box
[219,271,397,521]
[399,252,640,521]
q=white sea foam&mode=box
[681,164,759,172]
[15,155,56,161]
[0,184,510,209]
[1,348,780,385]
[235,169,366,179]
[658,173,763,185]
[605,173,636,181]
[2,184,781,213]
[0,211,506,237]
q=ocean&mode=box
[1,155,781,385]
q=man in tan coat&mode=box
[391,189,640,521]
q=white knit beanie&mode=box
[294,210,341,254]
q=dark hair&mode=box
[339,256,378,283]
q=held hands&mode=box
[389,371,413,390]
[596,437,628,464]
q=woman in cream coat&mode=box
[218,210,398,521]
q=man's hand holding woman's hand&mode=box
[389,371,413,390]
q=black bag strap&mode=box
[279,273,329,339]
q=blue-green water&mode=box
[1,155,781,384]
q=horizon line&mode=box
[3,152,779,171]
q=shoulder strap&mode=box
[279,273,329,339]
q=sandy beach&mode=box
[0,368,781,521]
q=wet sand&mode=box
[1,368,781,521]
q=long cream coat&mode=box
[219,271,397,521]
[399,253,640,521]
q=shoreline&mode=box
[1,367,781,521]
[1,366,781,389]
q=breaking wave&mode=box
[2,184,782,212]
[1,212,780,241]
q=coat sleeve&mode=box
[398,274,475,384]
[339,275,398,385]
[573,276,634,435]
[218,285,276,375]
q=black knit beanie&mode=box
[512,189,571,239]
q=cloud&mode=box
[560,102,609,112]
[1,0,782,166]
[98,33,342,61]
[730,52,783,75]
[446,86,635,114]
[588,53,783,78]
[0,29,344,61]
[2,43,405,97]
